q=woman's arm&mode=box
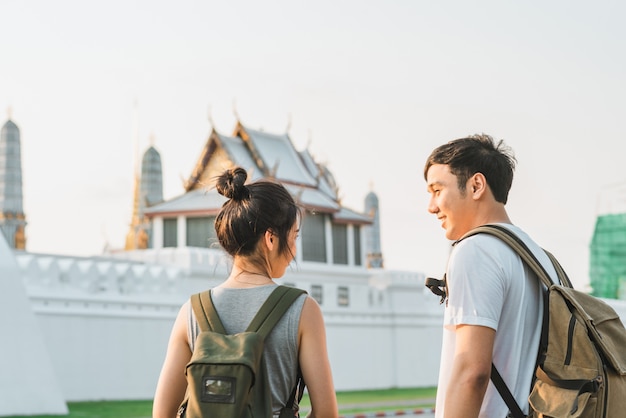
[298,296,338,418]
[152,302,192,418]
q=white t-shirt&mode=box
[435,224,556,418]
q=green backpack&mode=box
[177,285,307,418]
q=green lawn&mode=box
[3,387,437,418]
[303,386,436,414]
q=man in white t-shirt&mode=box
[424,134,557,418]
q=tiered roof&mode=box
[145,122,371,224]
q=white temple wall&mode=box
[29,292,184,401]
[28,294,443,400]
[0,241,68,416]
[394,321,442,387]
[323,306,443,391]
[326,320,396,390]
[605,298,626,320]
[16,251,443,401]
[18,250,626,403]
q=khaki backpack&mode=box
[427,224,626,418]
[177,285,306,418]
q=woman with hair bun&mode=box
[153,167,338,418]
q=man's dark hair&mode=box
[424,134,516,204]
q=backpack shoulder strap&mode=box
[190,290,227,334]
[545,250,574,288]
[248,285,308,413]
[490,364,526,418]
[247,285,307,339]
[458,224,571,289]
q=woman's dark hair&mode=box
[214,167,299,261]
[423,134,516,204]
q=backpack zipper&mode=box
[565,315,576,365]
[602,365,608,418]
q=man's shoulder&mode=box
[454,223,558,281]
[456,224,537,250]
[452,224,535,267]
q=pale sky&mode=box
[2,0,625,288]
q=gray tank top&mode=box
[187,284,307,416]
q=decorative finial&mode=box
[294,188,305,204]
[208,105,214,127]
[132,100,140,176]
[232,98,240,120]
[7,106,12,120]
[149,132,156,147]
[269,161,279,178]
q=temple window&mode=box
[186,216,216,248]
[302,212,327,262]
[353,225,362,266]
[338,286,350,307]
[332,223,348,265]
[163,218,177,247]
[311,285,323,305]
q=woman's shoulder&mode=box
[299,295,324,324]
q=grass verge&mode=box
[3,387,436,418]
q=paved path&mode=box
[336,398,436,418]
[339,407,435,417]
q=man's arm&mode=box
[443,324,495,418]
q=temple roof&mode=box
[145,121,371,224]
[236,125,318,187]
[0,118,24,215]
[1,119,18,132]
[145,188,226,216]
[217,132,262,182]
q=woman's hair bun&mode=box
[216,167,249,200]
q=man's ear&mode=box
[469,173,487,199]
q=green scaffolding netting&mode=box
[589,213,626,299]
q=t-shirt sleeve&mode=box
[444,236,508,331]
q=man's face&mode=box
[426,164,474,240]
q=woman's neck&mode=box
[225,266,274,288]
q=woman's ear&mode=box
[263,229,275,251]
